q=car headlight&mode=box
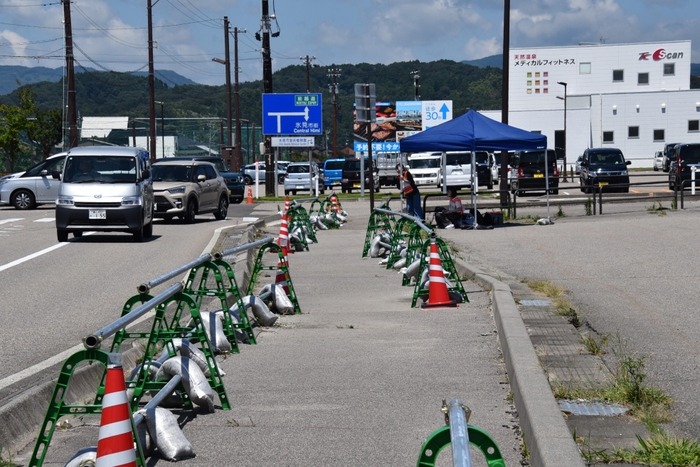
[56,195,74,205]
[167,186,186,194]
[122,196,143,206]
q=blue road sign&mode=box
[262,93,323,136]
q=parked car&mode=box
[151,159,229,223]
[0,152,67,209]
[323,158,345,189]
[575,155,584,174]
[55,147,154,242]
[167,155,244,204]
[668,143,700,190]
[662,143,680,172]
[407,152,442,187]
[510,149,559,195]
[579,147,631,193]
[284,162,324,195]
[341,158,380,193]
[653,151,664,172]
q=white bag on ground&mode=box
[144,406,195,461]
[260,284,294,315]
[198,312,231,354]
[156,356,215,412]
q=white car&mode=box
[0,153,67,209]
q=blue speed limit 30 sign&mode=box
[262,93,323,136]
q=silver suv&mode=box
[152,160,229,223]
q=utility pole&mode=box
[147,0,156,162]
[234,27,245,171]
[410,70,420,100]
[257,0,277,196]
[500,0,511,208]
[62,0,78,148]
[300,55,317,93]
[327,68,341,158]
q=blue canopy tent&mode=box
[399,110,548,227]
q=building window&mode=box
[628,126,640,138]
[638,73,649,85]
[603,131,614,143]
[690,120,700,132]
[613,69,624,82]
[664,63,675,76]
[653,129,665,142]
[580,62,591,74]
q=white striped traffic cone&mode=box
[422,236,457,309]
[96,357,138,467]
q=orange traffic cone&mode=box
[275,262,290,294]
[246,185,253,204]
[422,236,458,309]
[96,356,138,467]
[277,213,293,255]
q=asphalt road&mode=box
[439,201,700,440]
[0,203,257,400]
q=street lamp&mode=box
[557,81,567,182]
[154,101,164,158]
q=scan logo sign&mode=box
[639,48,684,61]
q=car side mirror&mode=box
[52,170,61,180]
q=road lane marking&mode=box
[0,218,24,225]
[0,231,95,273]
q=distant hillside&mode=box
[0,65,196,95]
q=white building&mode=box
[481,40,700,169]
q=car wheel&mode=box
[57,229,68,242]
[73,231,83,238]
[214,196,229,220]
[12,189,35,210]
[243,175,253,185]
[143,220,153,238]
[184,199,196,223]
[133,224,144,242]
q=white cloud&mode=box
[463,37,501,59]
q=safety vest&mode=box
[401,170,414,195]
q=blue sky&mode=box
[0,0,698,86]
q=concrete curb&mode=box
[453,258,585,467]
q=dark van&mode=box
[668,143,700,190]
[510,149,559,195]
[323,158,345,189]
[341,158,380,193]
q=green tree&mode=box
[0,86,34,172]
[26,107,62,160]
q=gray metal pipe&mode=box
[375,207,433,234]
[138,254,212,294]
[214,236,274,260]
[446,399,472,467]
[132,374,182,426]
[83,283,183,350]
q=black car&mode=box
[579,148,630,193]
[341,158,380,193]
[165,156,245,204]
[662,143,680,172]
[510,149,559,195]
[668,143,700,190]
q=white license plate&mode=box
[89,209,106,220]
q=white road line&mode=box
[0,231,95,273]
[0,218,24,225]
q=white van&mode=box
[55,146,154,242]
[407,152,442,187]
